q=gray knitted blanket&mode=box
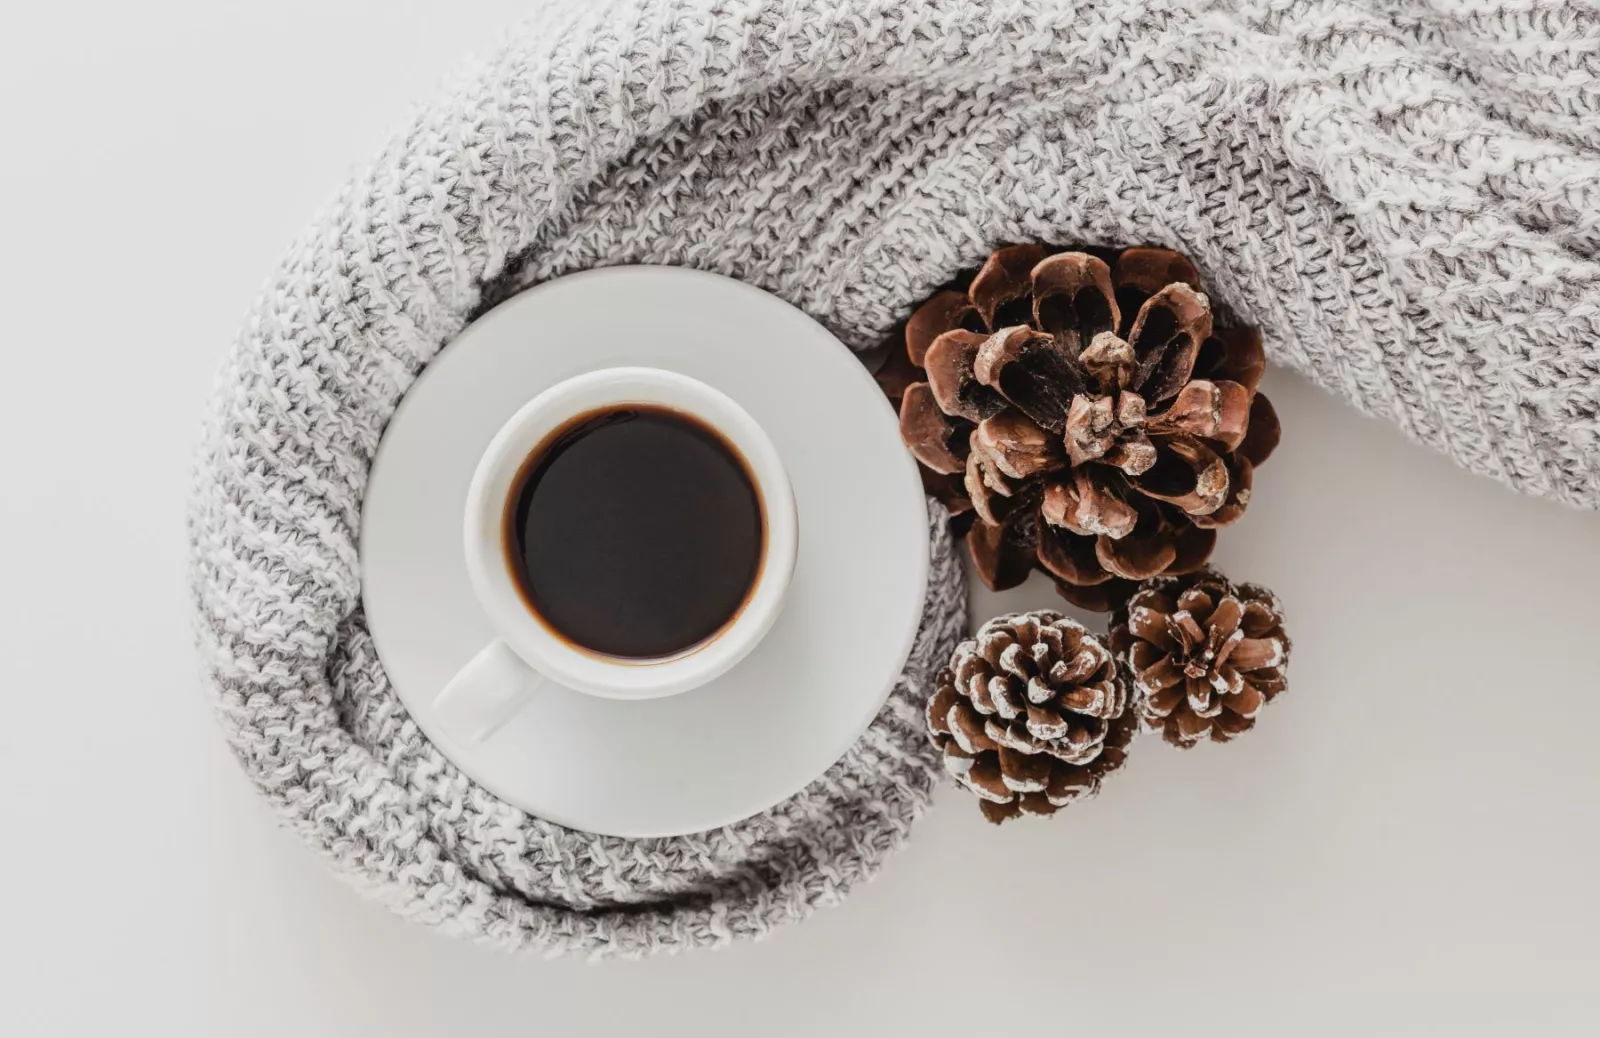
[190,0,1600,957]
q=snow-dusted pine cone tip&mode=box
[1110,570,1290,748]
[926,611,1136,824]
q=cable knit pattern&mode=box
[191,0,1600,956]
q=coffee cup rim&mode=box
[462,366,799,700]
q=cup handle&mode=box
[433,640,545,745]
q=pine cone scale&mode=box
[1228,682,1265,718]
[906,290,979,365]
[963,757,1014,802]
[973,327,1088,429]
[1129,435,1230,517]
[949,703,997,754]
[970,244,1050,328]
[925,680,958,732]
[1093,510,1178,579]
[1025,704,1068,739]
[1055,647,1104,688]
[899,382,968,474]
[1059,681,1111,718]
[1229,636,1287,672]
[1238,393,1281,466]
[1128,286,1211,403]
[1126,601,1176,648]
[998,747,1052,792]
[974,411,1061,479]
[1143,379,1252,449]
[925,331,1006,422]
[1032,253,1120,348]
[1131,648,1184,694]
[1114,247,1202,296]
[1203,594,1245,642]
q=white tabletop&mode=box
[4,3,1598,1035]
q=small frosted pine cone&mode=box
[926,611,1136,823]
[1110,570,1290,748]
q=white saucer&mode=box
[360,267,930,838]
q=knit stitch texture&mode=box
[191,0,1600,957]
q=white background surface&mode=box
[2,3,1598,1035]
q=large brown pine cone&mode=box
[926,612,1136,823]
[889,244,1281,611]
[1110,570,1291,748]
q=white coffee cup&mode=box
[434,367,799,744]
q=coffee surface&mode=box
[506,405,764,659]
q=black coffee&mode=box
[504,405,765,660]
